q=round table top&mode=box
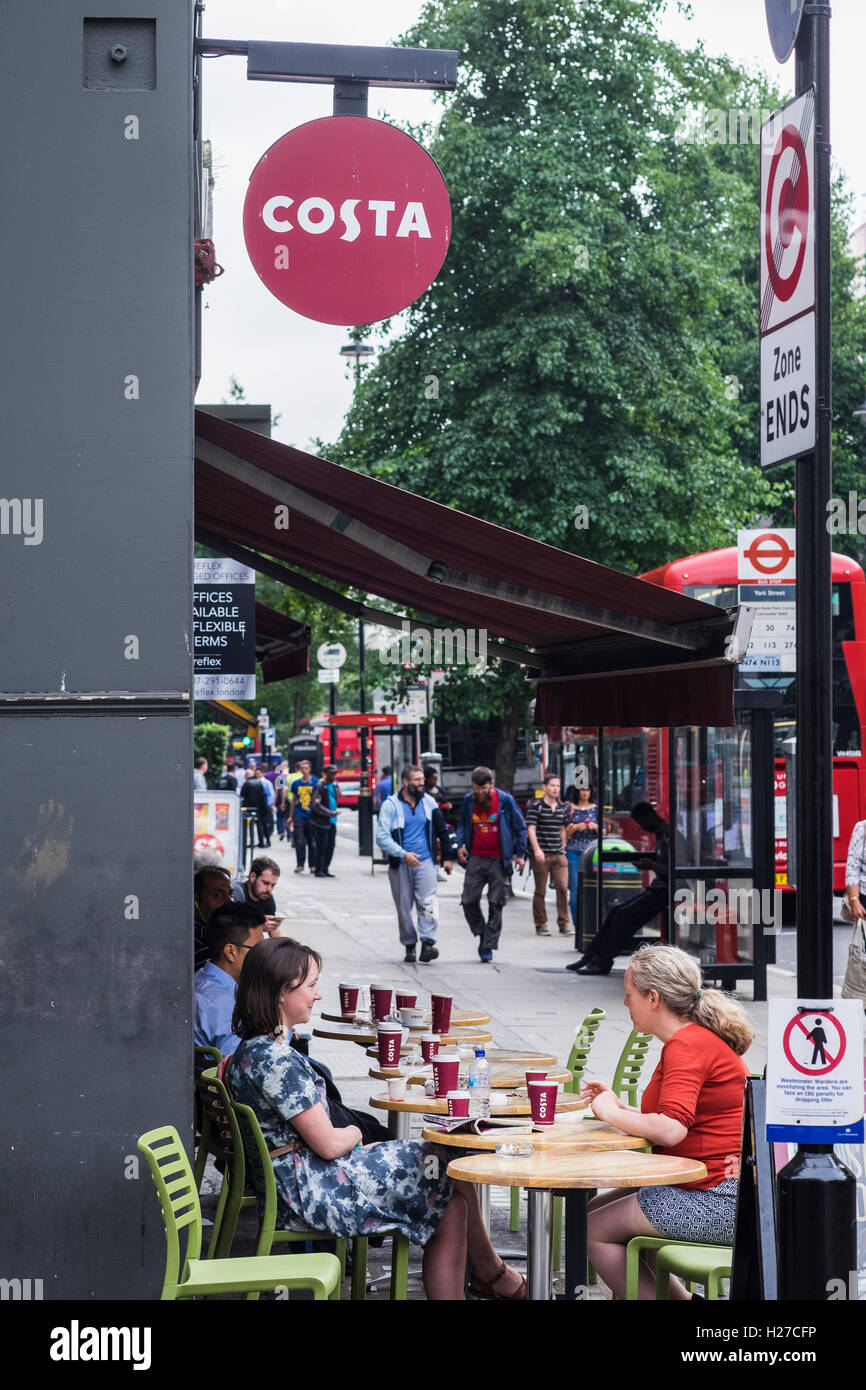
[321,1007,491,1028]
[420,1119,649,1152]
[368,1063,573,1089]
[364,1045,560,1068]
[444,1150,708,1190]
[314,1021,493,1046]
[369,1090,588,1117]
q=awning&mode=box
[254,602,310,684]
[194,410,738,726]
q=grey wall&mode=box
[0,4,193,1297]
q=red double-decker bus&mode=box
[551,546,866,901]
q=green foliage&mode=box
[328,0,866,575]
[194,723,229,784]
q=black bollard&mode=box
[777,1148,857,1300]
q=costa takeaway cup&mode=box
[431,994,453,1034]
[431,1051,460,1098]
[447,1090,471,1118]
[420,1034,440,1064]
[525,1069,548,1086]
[528,1080,559,1126]
[333,984,358,1017]
[395,992,418,1010]
[370,984,393,1023]
[377,1023,403,1069]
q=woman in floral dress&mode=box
[227,937,525,1300]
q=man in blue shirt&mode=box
[194,902,391,1144]
[376,764,456,962]
[374,765,393,813]
[194,902,266,1056]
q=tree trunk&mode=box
[494,693,522,792]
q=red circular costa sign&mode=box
[243,116,452,325]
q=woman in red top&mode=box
[583,943,754,1300]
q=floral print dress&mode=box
[228,1035,454,1242]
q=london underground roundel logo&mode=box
[243,116,452,326]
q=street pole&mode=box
[357,616,374,856]
[776,0,858,1301]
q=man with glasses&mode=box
[194,902,266,1056]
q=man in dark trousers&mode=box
[291,759,319,874]
[240,768,269,849]
[310,764,341,878]
[569,802,678,975]
[456,766,527,962]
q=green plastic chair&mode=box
[194,1072,252,1260]
[232,1100,409,1301]
[611,1030,654,1105]
[656,1242,733,1300]
[193,1045,223,1187]
[624,1235,732,1299]
[137,1125,341,1300]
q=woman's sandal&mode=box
[469,1260,527,1301]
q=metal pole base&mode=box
[777,1149,857,1300]
[526,1190,553,1301]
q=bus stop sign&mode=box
[243,116,452,326]
[765,0,807,63]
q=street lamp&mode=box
[340,341,375,388]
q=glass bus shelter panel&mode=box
[670,723,756,966]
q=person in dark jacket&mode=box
[310,765,341,878]
[456,767,527,961]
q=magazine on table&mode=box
[422,1115,546,1135]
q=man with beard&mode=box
[376,763,457,962]
[456,766,527,962]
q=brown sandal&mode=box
[469,1260,527,1301]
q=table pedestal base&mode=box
[526,1191,554,1301]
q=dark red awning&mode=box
[195,410,737,726]
[254,602,310,684]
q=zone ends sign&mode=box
[243,116,452,326]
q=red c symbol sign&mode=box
[765,125,809,303]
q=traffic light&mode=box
[242,735,253,747]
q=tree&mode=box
[325,0,866,769]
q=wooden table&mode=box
[369,1063,573,1089]
[445,1151,707,1301]
[321,1007,491,1028]
[423,1120,647,1230]
[364,1045,560,1068]
[369,1089,587,1140]
[313,1021,493,1047]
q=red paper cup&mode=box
[338,983,360,1015]
[528,1080,559,1126]
[420,1034,440,1064]
[447,1089,471,1118]
[525,1069,548,1086]
[431,1052,460,1098]
[370,985,393,1023]
[431,994,453,1034]
[395,992,418,1010]
[377,1025,403,1069]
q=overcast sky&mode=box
[196,0,866,450]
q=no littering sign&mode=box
[766,999,864,1144]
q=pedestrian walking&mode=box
[376,764,457,963]
[456,766,526,962]
[291,759,319,873]
[240,768,269,849]
[564,784,599,932]
[310,764,340,877]
[525,773,571,936]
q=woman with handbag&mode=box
[841,817,866,1002]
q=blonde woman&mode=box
[582,944,754,1300]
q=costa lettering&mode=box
[261,196,431,241]
[243,116,451,325]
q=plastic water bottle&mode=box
[468,1047,491,1119]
